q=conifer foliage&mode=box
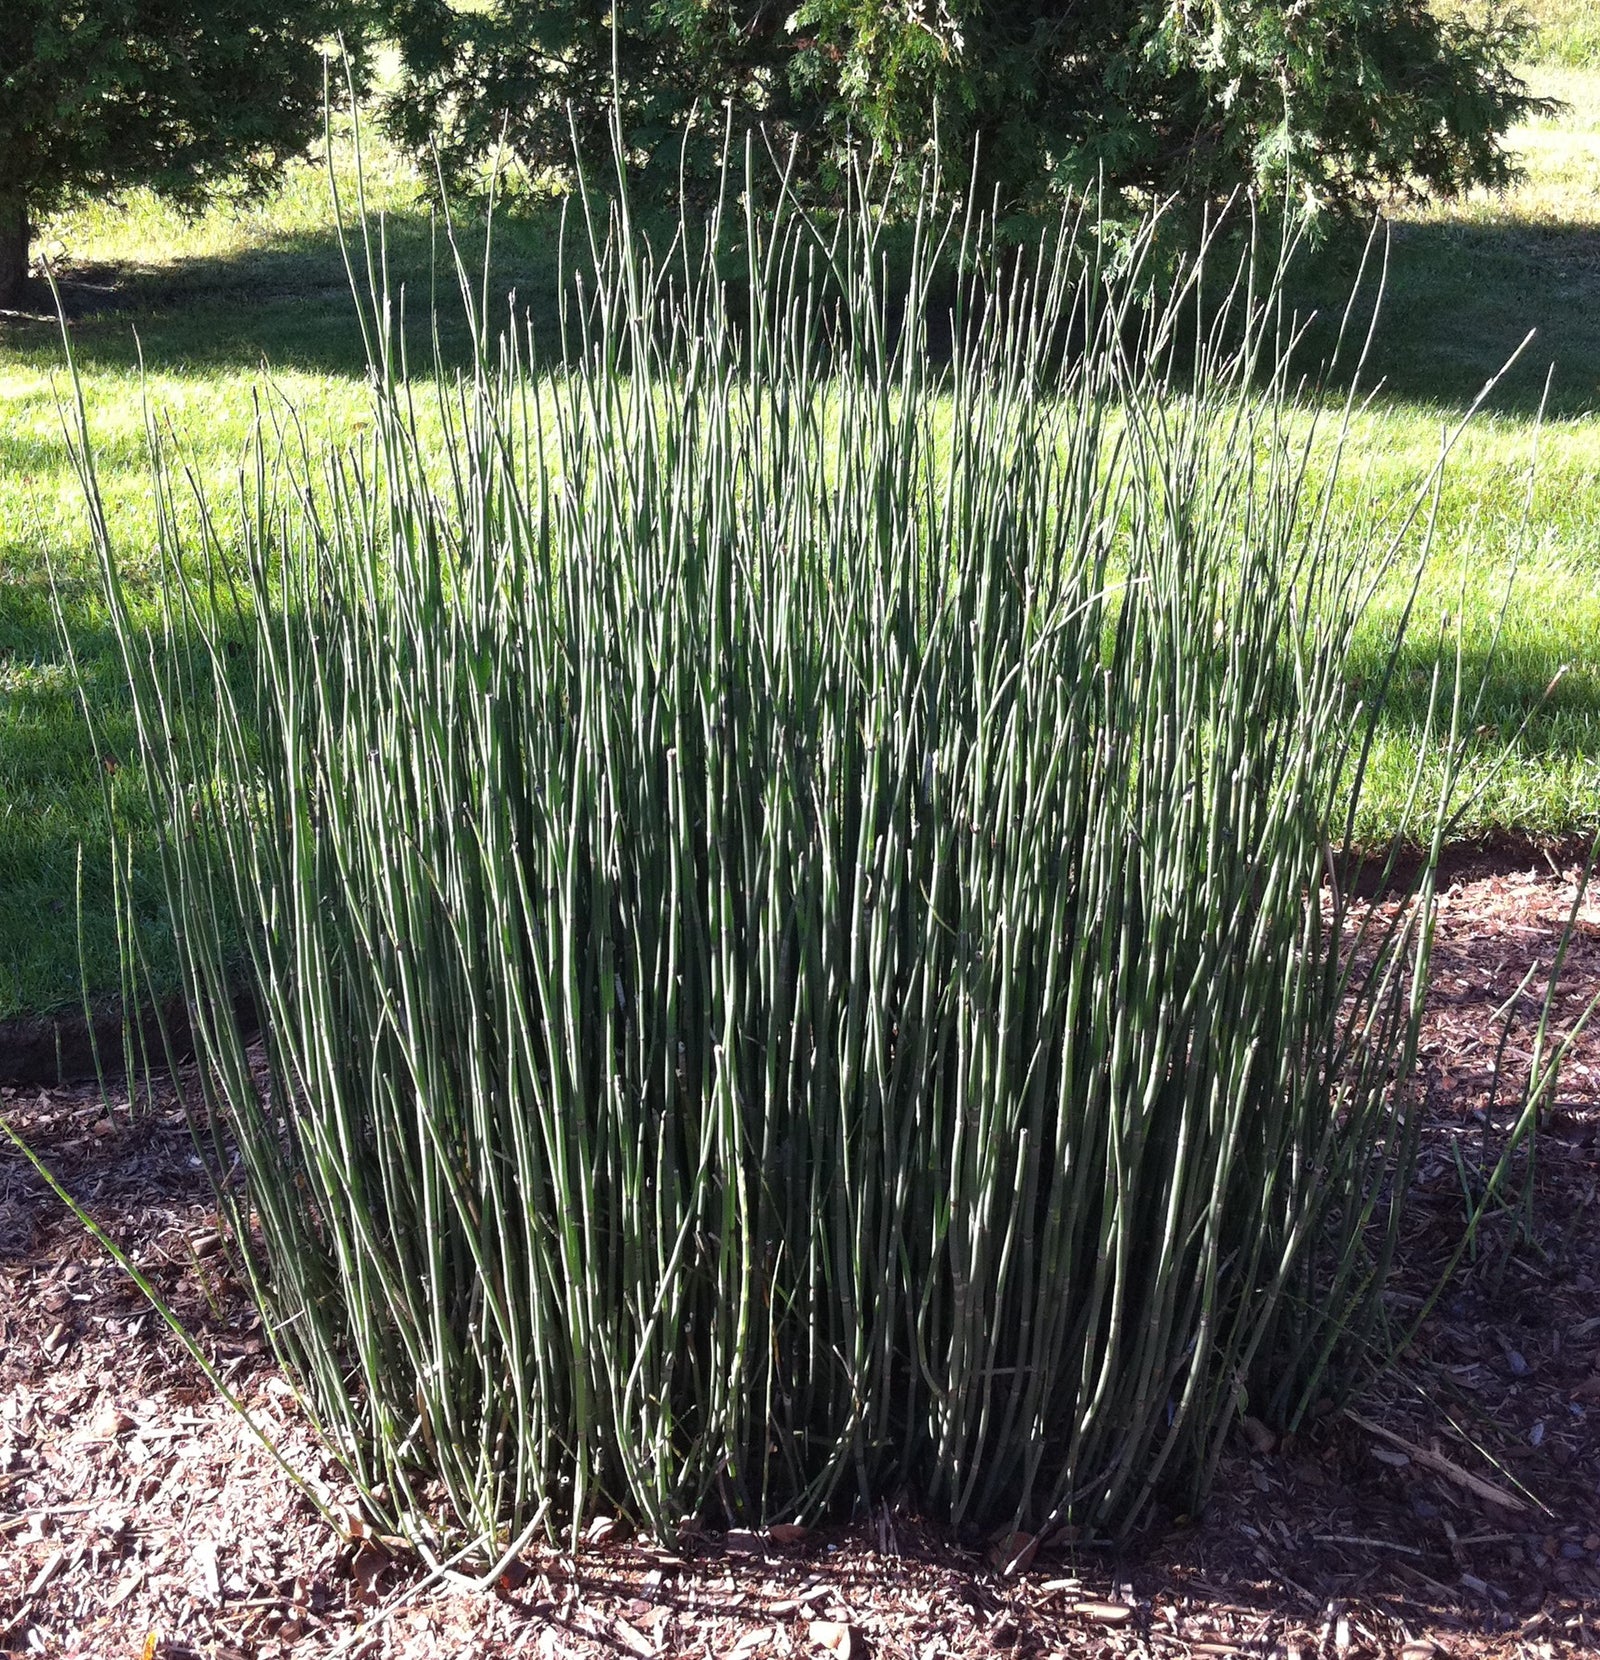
[385,0,1548,215]
[0,0,369,307]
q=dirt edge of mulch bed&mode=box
[1341,833,1596,897]
[0,994,259,1092]
[2,856,1599,1659]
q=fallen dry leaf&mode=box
[90,1404,135,1440]
[986,1528,1039,1575]
[1072,1601,1134,1626]
[612,1613,654,1656]
[351,1538,391,1604]
[809,1617,855,1657]
[1240,1414,1277,1455]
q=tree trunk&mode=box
[0,196,31,311]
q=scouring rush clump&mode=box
[70,140,1474,1558]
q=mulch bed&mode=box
[3,859,1598,1659]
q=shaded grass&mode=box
[1289,63,1600,418]
[1,361,377,1017]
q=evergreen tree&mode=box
[387,0,1548,218]
[0,0,369,309]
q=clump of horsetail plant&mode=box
[66,148,1473,1558]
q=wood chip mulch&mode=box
[3,858,1598,1660]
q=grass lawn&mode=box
[1323,41,1600,843]
[2,22,1598,1020]
[1,146,566,1020]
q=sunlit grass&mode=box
[1528,0,1600,68]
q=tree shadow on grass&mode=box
[5,195,1598,418]
[0,573,234,1024]
[4,205,570,381]
[1285,215,1600,420]
[1354,634,1600,753]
